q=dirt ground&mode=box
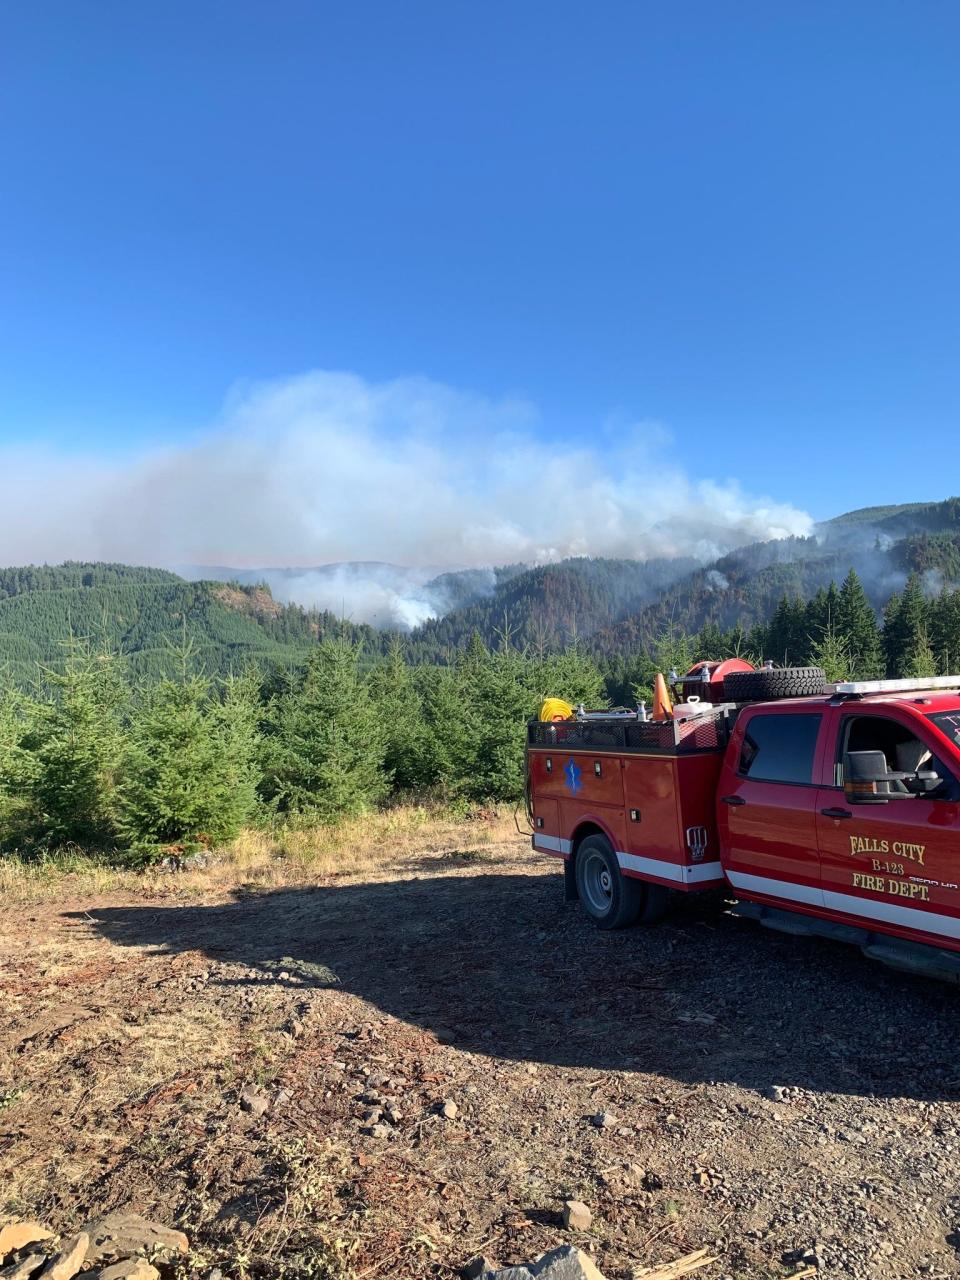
[3,812,960,1280]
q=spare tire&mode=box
[723,665,827,702]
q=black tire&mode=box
[575,834,645,930]
[638,881,672,926]
[723,665,827,703]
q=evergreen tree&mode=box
[805,587,831,646]
[837,569,883,678]
[882,591,903,677]
[367,639,427,793]
[459,643,530,802]
[929,589,960,674]
[532,641,606,713]
[883,573,930,677]
[722,622,756,661]
[766,597,808,666]
[746,622,769,662]
[810,621,851,683]
[0,688,32,841]
[904,626,938,679]
[696,622,726,659]
[624,630,699,707]
[115,673,260,852]
[416,663,473,796]
[599,654,630,706]
[21,642,126,846]
[262,639,387,819]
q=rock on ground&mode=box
[82,1216,188,1266]
[1,1254,48,1280]
[238,1086,269,1117]
[481,1245,607,1279]
[462,1259,499,1280]
[0,1226,53,1262]
[97,1260,160,1280]
[39,1234,89,1280]
[562,1201,592,1231]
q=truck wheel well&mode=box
[562,824,608,903]
[571,823,607,856]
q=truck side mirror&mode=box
[913,770,941,794]
[843,750,909,804]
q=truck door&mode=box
[717,706,830,908]
[816,709,960,946]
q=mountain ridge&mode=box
[1,498,959,683]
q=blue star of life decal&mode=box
[564,757,582,794]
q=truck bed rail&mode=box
[527,708,734,755]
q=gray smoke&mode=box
[0,370,814,624]
[179,561,491,629]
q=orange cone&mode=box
[652,672,674,722]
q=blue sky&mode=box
[2,2,959,542]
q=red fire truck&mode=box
[527,663,960,981]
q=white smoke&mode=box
[0,370,813,622]
[705,569,730,590]
[204,563,450,629]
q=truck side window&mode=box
[738,713,822,784]
[843,714,960,801]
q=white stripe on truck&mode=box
[726,869,960,941]
[533,836,724,885]
[725,869,824,908]
[532,833,572,854]
[617,851,724,885]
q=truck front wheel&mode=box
[576,834,649,930]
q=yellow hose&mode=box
[539,697,574,722]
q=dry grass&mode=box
[0,803,523,903]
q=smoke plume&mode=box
[1,370,813,623]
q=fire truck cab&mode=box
[527,670,960,982]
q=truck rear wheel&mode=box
[575,834,669,930]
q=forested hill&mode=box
[0,557,697,681]
[3,497,960,684]
[404,556,697,660]
[587,498,960,658]
[0,563,383,686]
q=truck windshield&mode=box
[928,711,960,747]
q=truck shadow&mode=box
[74,868,960,1100]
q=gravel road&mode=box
[2,821,960,1278]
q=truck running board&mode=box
[732,900,868,945]
[860,940,960,984]
[733,901,960,983]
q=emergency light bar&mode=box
[834,675,960,695]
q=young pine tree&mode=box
[366,639,427,793]
[804,587,832,651]
[696,622,726,660]
[809,621,851,683]
[115,673,261,852]
[460,642,531,803]
[630,629,698,706]
[263,639,387,819]
[532,641,606,713]
[22,642,126,847]
[766,597,808,666]
[903,627,938,680]
[883,574,930,677]
[837,568,883,679]
[0,688,33,843]
[416,663,473,797]
[929,589,960,675]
